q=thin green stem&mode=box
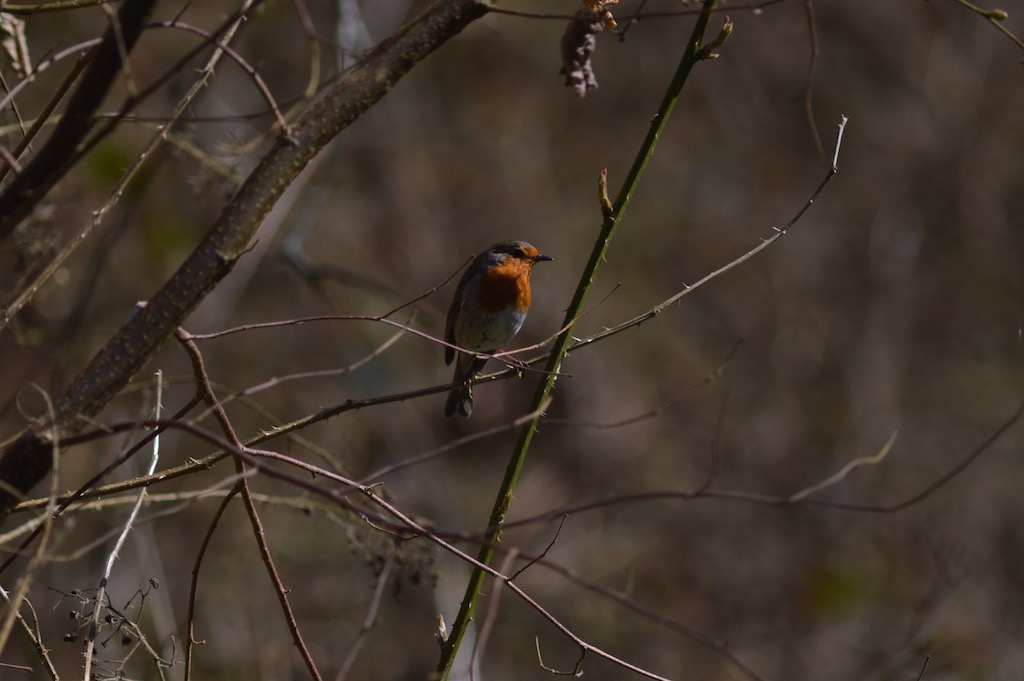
[949,0,1023,51]
[436,1,725,677]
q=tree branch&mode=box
[0,0,492,520]
[0,0,158,239]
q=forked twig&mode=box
[82,371,164,681]
[536,638,586,676]
[177,330,324,681]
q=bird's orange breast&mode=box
[476,259,533,314]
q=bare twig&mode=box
[788,431,898,502]
[82,371,164,680]
[183,485,240,681]
[0,0,114,12]
[0,0,493,518]
[917,655,931,680]
[470,549,519,681]
[0,39,103,121]
[0,50,90,184]
[536,638,586,676]
[949,0,1024,50]
[6,407,766,681]
[0,3,263,334]
[802,0,823,156]
[288,0,322,100]
[188,318,411,424]
[569,116,848,353]
[0,392,202,577]
[8,399,552,514]
[497,399,1024,531]
[178,331,324,681]
[543,341,740,430]
[510,516,565,581]
[0,389,60,654]
[0,593,57,677]
[380,256,473,320]
[438,4,731,676]
[359,400,552,483]
[692,395,728,496]
[332,544,397,681]
[489,0,792,22]
[0,0,158,239]
[153,16,289,131]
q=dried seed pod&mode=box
[560,9,604,97]
[583,0,618,29]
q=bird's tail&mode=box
[444,381,473,418]
[445,352,489,418]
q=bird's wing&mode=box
[444,287,460,366]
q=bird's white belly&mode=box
[455,308,526,352]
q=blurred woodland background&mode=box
[0,0,1022,680]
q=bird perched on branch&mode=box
[444,240,553,418]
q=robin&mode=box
[444,240,553,418]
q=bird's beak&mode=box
[535,254,554,262]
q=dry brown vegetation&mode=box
[0,1,1022,680]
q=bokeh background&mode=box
[1,1,1023,679]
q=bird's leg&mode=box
[500,350,528,379]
